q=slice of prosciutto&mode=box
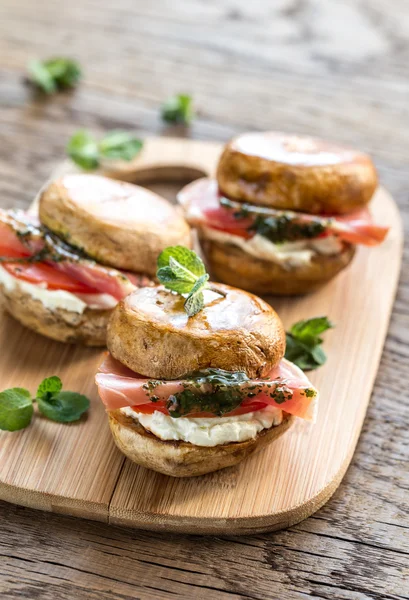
[178,178,389,247]
[96,353,319,421]
[0,209,137,300]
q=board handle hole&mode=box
[112,166,207,205]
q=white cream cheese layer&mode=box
[0,265,117,313]
[201,226,343,269]
[121,405,283,447]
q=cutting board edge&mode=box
[0,480,109,523]
[108,449,351,534]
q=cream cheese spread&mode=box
[0,265,117,313]
[201,226,343,269]
[121,405,284,447]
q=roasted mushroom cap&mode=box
[217,132,377,214]
[107,284,286,379]
[40,174,192,275]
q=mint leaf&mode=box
[184,274,209,316]
[157,246,205,277]
[45,58,82,89]
[161,94,194,125]
[0,377,90,431]
[37,391,90,423]
[0,388,33,431]
[168,256,198,283]
[184,292,204,317]
[27,60,56,94]
[37,376,63,402]
[290,317,333,346]
[156,266,194,294]
[157,246,210,317]
[285,317,333,371]
[67,130,143,170]
[99,131,143,161]
[67,130,100,170]
[27,58,81,93]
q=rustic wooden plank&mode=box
[0,0,408,597]
[0,500,408,600]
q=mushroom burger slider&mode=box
[0,175,191,345]
[96,246,318,477]
[179,132,389,295]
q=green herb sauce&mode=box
[144,368,295,418]
[220,197,327,243]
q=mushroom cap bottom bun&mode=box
[1,284,110,346]
[39,174,192,276]
[108,409,294,477]
[107,284,286,379]
[200,237,356,296]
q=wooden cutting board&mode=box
[0,137,403,534]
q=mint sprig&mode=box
[67,129,144,170]
[285,317,333,371]
[0,388,34,431]
[67,130,99,170]
[27,58,82,94]
[0,377,90,432]
[37,376,63,401]
[161,94,194,125]
[157,246,211,317]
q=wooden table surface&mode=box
[0,1,408,598]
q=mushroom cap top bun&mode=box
[216,131,378,215]
[39,174,192,276]
[107,284,285,380]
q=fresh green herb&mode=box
[37,391,90,423]
[98,131,144,161]
[37,376,63,401]
[67,130,100,170]
[220,197,327,243]
[0,377,90,432]
[285,317,333,371]
[67,129,144,170]
[27,58,82,94]
[184,274,209,317]
[161,94,194,125]
[36,376,89,423]
[0,388,34,431]
[157,246,212,316]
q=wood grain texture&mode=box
[0,0,408,598]
[0,137,402,536]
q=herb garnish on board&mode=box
[220,197,328,243]
[161,94,194,125]
[27,58,82,94]
[67,130,144,170]
[0,376,90,432]
[285,317,333,371]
